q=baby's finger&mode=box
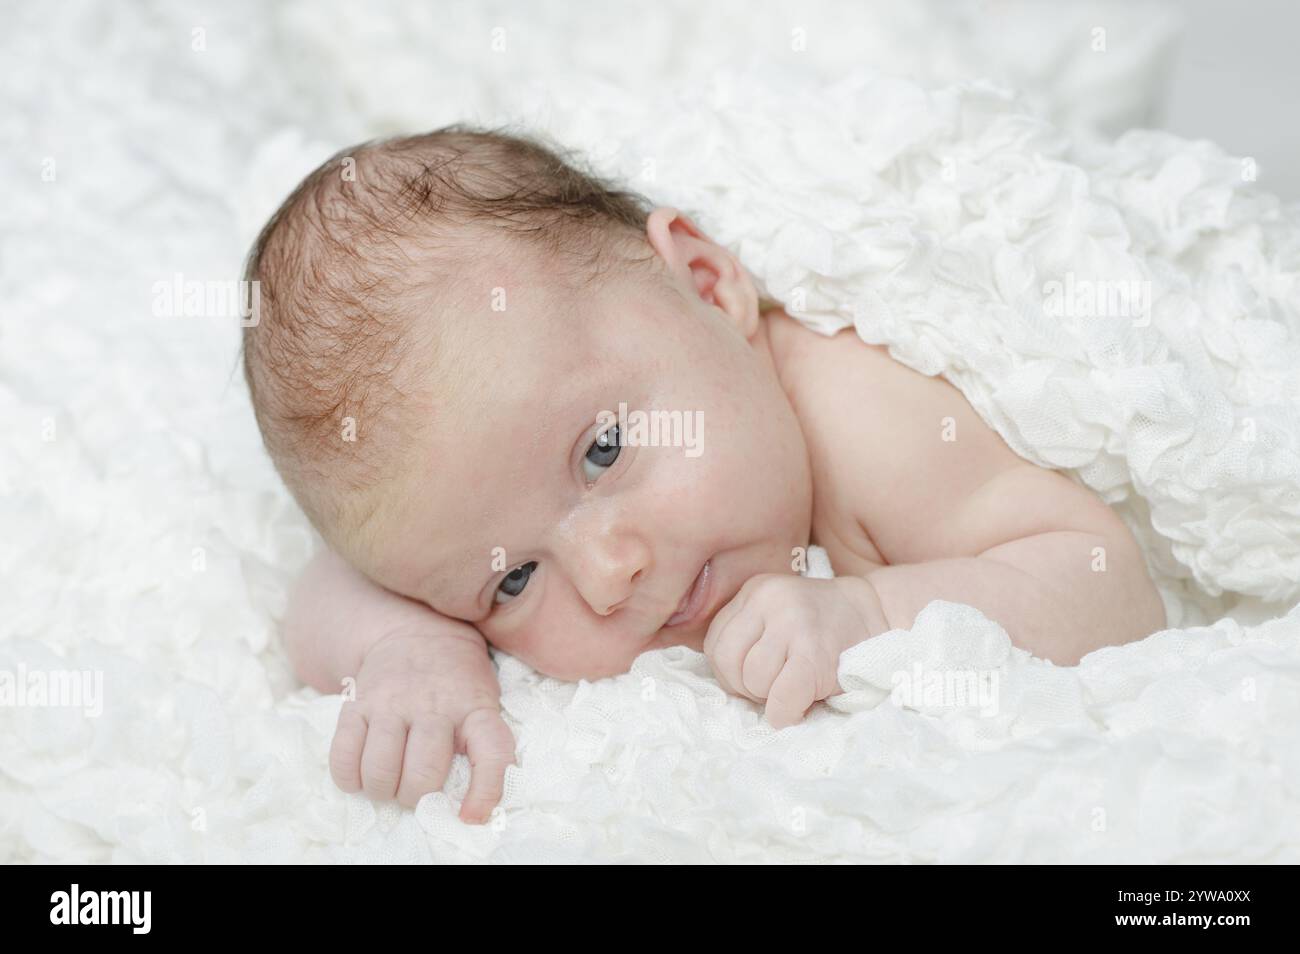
[701,577,758,657]
[765,656,818,730]
[395,715,455,809]
[706,606,766,702]
[741,636,788,701]
[359,715,407,802]
[458,708,516,824]
[329,705,367,793]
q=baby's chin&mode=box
[512,623,701,682]
[647,619,708,655]
[523,654,646,683]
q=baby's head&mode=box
[244,126,812,679]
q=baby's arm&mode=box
[285,546,515,823]
[704,467,1165,726]
[817,342,1163,665]
[857,465,1166,665]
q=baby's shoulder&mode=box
[771,311,944,458]
[772,313,1028,565]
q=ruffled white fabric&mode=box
[3,0,1298,863]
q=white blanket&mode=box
[3,0,1298,863]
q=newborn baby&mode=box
[243,126,1166,824]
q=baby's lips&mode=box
[665,559,713,628]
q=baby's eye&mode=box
[582,425,621,482]
[494,561,538,604]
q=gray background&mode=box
[1164,0,1300,199]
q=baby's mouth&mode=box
[665,559,712,629]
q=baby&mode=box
[242,126,1166,824]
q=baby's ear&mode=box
[645,207,760,338]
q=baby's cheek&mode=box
[491,622,632,681]
[485,621,575,678]
[480,623,537,667]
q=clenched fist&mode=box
[703,573,884,728]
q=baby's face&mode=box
[354,224,812,679]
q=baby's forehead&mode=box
[394,228,687,437]
[420,255,680,441]
[422,249,658,379]
[364,313,612,603]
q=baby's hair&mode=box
[241,124,658,544]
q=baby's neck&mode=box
[756,305,803,402]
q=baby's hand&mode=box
[703,574,881,728]
[329,627,515,823]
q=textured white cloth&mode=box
[3,0,1298,863]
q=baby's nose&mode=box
[589,567,645,616]
[573,534,650,616]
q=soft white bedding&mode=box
[3,0,1297,863]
